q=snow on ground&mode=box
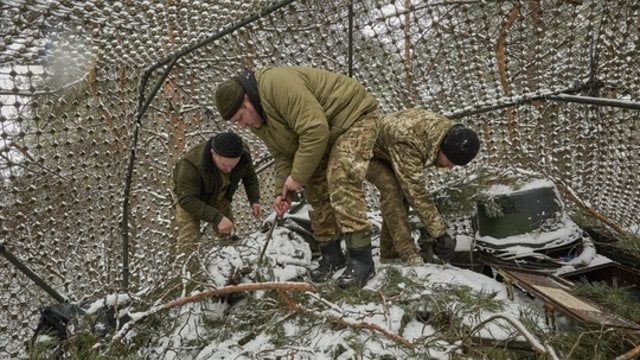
[74,177,625,359]
[123,210,554,360]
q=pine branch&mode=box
[615,343,640,360]
[463,313,560,360]
[296,294,415,350]
[566,328,615,359]
[324,314,416,350]
[112,281,315,346]
[277,288,299,310]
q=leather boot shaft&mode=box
[336,243,375,288]
[310,239,346,282]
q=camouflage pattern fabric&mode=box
[370,109,457,258]
[366,159,418,260]
[305,158,340,242]
[378,223,399,260]
[305,111,379,244]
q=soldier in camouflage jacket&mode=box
[367,108,480,265]
[214,66,378,288]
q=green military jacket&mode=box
[373,108,455,238]
[253,66,377,194]
[173,139,260,225]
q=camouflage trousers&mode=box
[366,159,419,260]
[174,200,234,258]
[305,111,379,246]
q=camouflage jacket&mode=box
[373,108,455,238]
[173,139,260,225]
[253,66,377,194]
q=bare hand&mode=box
[217,216,235,235]
[282,175,303,198]
[251,203,263,219]
[273,195,291,218]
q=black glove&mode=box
[434,234,456,263]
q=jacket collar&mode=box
[233,70,266,121]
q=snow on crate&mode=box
[474,178,589,265]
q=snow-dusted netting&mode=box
[1,0,639,356]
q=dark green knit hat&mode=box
[215,79,245,120]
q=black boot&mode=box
[310,239,346,282]
[336,245,375,288]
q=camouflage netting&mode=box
[1,0,639,356]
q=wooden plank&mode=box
[498,267,640,331]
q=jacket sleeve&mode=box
[174,159,223,225]
[272,158,291,197]
[387,142,447,238]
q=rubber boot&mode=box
[310,239,346,282]
[336,231,375,288]
[337,245,375,288]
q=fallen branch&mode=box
[557,182,629,237]
[297,294,415,350]
[615,343,640,360]
[112,281,315,345]
[277,288,298,310]
[463,313,559,360]
[566,328,615,359]
[325,315,415,350]
[257,219,278,267]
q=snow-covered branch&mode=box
[464,313,560,360]
[111,281,315,346]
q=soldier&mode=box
[173,132,262,261]
[367,108,480,266]
[214,66,379,288]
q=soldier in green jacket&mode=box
[367,108,480,266]
[214,66,378,288]
[173,132,262,259]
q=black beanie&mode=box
[440,125,480,166]
[211,132,244,158]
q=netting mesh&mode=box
[1,0,639,356]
